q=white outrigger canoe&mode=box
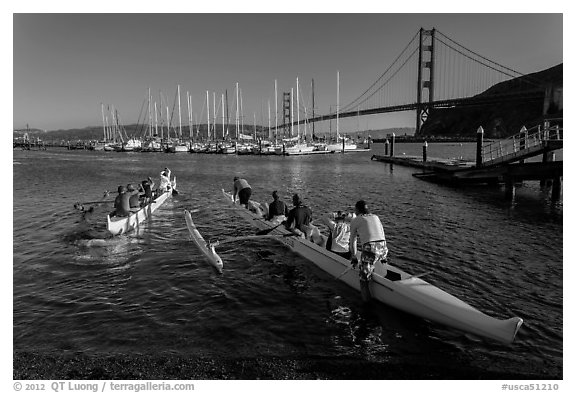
[184,209,224,274]
[106,177,176,236]
[221,189,523,344]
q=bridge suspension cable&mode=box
[435,29,540,84]
[338,30,420,113]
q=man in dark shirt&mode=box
[113,185,130,217]
[141,177,155,205]
[267,190,289,220]
[285,194,313,238]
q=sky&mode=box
[11,10,563,133]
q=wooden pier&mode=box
[371,121,563,201]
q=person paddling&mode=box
[285,194,313,238]
[267,190,289,221]
[126,184,140,210]
[158,168,172,195]
[233,176,252,208]
[349,200,388,302]
[321,211,353,259]
[113,185,131,217]
[140,177,155,205]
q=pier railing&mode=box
[481,122,563,166]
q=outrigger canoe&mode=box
[221,189,523,344]
[184,209,224,273]
[106,177,176,236]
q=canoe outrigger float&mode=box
[184,209,224,274]
[220,189,523,344]
[106,177,176,236]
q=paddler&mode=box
[285,194,313,238]
[349,200,388,302]
[267,190,289,221]
[233,176,252,208]
[113,185,131,217]
[158,168,172,194]
[126,184,140,211]
[320,211,353,259]
[140,177,155,205]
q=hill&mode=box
[14,123,415,143]
[418,64,563,138]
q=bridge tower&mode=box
[416,28,436,135]
[282,92,291,139]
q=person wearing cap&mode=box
[320,211,353,259]
[349,200,388,302]
[158,168,172,194]
[267,190,289,221]
[285,194,313,238]
[113,185,131,217]
[233,176,252,208]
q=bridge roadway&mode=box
[268,91,545,131]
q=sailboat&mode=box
[283,80,315,155]
[326,71,357,153]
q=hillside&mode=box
[14,123,415,143]
[418,64,563,138]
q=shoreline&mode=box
[14,351,561,380]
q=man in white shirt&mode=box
[349,200,388,302]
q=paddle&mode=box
[255,221,286,236]
[335,265,355,280]
[402,271,433,281]
[213,233,297,246]
[73,190,114,212]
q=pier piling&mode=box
[422,141,428,162]
[540,151,555,188]
[551,176,562,202]
[505,177,516,201]
[384,139,389,156]
[390,133,395,157]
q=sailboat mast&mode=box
[105,109,110,141]
[101,103,106,141]
[206,91,210,141]
[225,89,229,139]
[177,85,182,140]
[290,88,294,138]
[235,83,239,140]
[221,94,225,140]
[154,102,158,137]
[268,100,271,140]
[336,71,340,140]
[159,91,164,140]
[240,88,244,136]
[213,92,216,141]
[312,79,315,138]
[187,91,191,139]
[166,106,170,140]
[274,79,278,143]
[296,77,300,140]
[148,88,152,136]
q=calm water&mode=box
[13,143,563,378]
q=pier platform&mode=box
[284,150,335,156]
